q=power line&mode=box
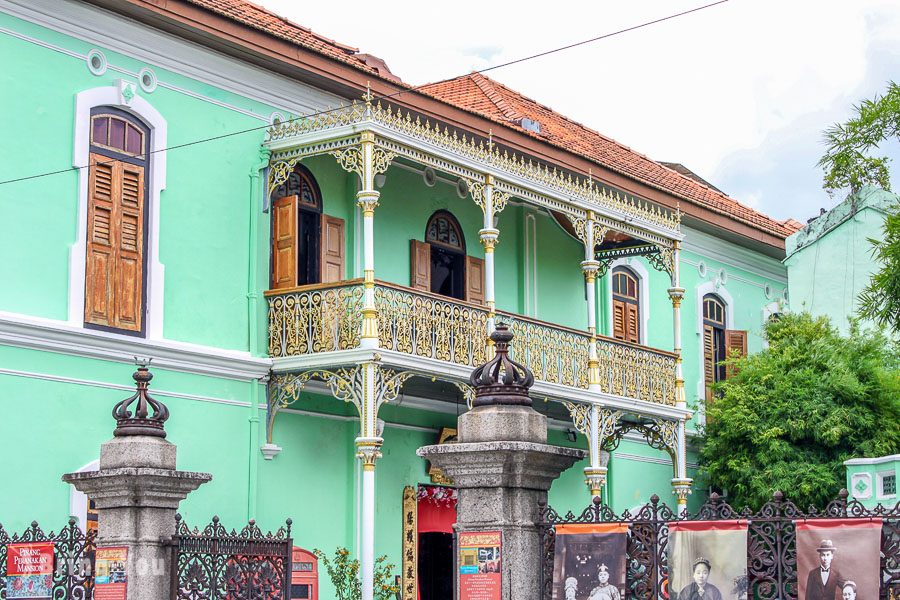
[0,0,728,187]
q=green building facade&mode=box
[0,1,797,596]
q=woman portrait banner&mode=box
[796,519,882,600]
[551,523,628,600]
[669,520,748,600]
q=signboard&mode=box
[6,542,54,599]
[94,546,128,600]
[458,530,501,600]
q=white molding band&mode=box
[844,454,900,466]
[69,459,99,533]
[605,257,650,345]
[0,311,271,381]
[70,84,168,339]
[681,225,788,284]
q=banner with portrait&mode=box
[796,518,882,600]
[669,520,748,600]
[551,523,628,600]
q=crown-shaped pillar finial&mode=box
[469,323,534,407]
[112,359,169,438]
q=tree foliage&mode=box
[819,81,900,331]
[313,547,399,600]
[699,313,900,510]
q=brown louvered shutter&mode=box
[612,299,626,341]
[85,154,116,327]
[410,240,431,291]
[113,162,145,331]
[465,256,485,305]
[84,153,145,332]
[271,195,298,289]
[320,214,345,283]
[703,324,716,402]
[725,329,748,379]
[625,303,640,344]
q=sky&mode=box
[259,0,900,223]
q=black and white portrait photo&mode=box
[669,521,748,600]
[551,523,628,600]
[796,521,883,600]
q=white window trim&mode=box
[605,258,649,345]
[69,459,99,533]
[695,280,734,408]
[877,470,897,500]
[70,85,167,339]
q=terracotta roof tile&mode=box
[422,73,801,239]
[182,0,401,81]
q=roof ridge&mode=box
[469,73,524,122]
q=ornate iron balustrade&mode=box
[0,518,97,599]
[266,282,677,405]
[171,515,293,600]
[539,491,900,600]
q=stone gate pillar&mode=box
[63,364,211,600]
[418,324,584,600]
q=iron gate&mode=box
[0,518,97,600]
[540,490,900,600]
[171,514,293,600]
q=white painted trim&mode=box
[69,459,99,533]
[0,0,345,118]
[605,258,650,345]
[524,212,538,316]
[0,310,271,381]
[681,225,788,283]
[844,454,900,466]
[70,85,168,339]
[694,281,734,406]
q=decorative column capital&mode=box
[583,466,608,498]
[356,190,381,215]
[672,477,693,507]
[479,227,500,251]
[581,259,600,282]
[356,437,383,470]
[668,286,685,307]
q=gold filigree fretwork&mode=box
[600,417,680,472]
[562,403,623,446]
[268,157,303,196]
[331,146,364,179]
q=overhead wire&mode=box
[0,0,729,187]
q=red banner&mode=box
[459,531,501,600]
[796,519,882,600]
[6,542,54,599]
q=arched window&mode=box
[702,293,728,398]
[611,267,640,343]
[270,165,345,289]
[84,107,150,335]
[425,211,466,300]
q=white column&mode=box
[668,241,692,508]
[356,361,381,600]
[580,213,605,498]
[479,175,499,339]
[358,132,380,349]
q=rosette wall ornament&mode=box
[470,322,535,407]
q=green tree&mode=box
[313,547,399,600]
[819,81,900,331]
[698,313,900,509]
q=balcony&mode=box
[266,281,677,407]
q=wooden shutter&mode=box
[625,303,640,344]
[271,195,298,289]
[466,256,485,305]
[320,215,345,283]
[703,324,716,401]
[84,153,144,332]
[612,299,626,341]
[410,240,431,291]
[725,329,748,379]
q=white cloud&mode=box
[259,0,900,222]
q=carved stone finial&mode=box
[112,360,170,438]
[469,323,534,407]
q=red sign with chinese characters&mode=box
[458,531,501,600]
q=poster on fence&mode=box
[796,518,882,600]
[669,520,748,600]
[5,541,54,599]
[458,530,501,600]
[94,546,128,600]
[551,523,628,600]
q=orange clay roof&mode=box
[421,73,801,239]
[182,0,401,80]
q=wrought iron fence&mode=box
[171,514,293,600]
[0,518,97,600]
[539,490,900,600]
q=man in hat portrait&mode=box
[804,539,843,600]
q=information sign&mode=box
[458,530,501,600]
[6,542,54,599]
[94,546,128,600]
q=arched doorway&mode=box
[271,165,324,288]
[426,211,466,300]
